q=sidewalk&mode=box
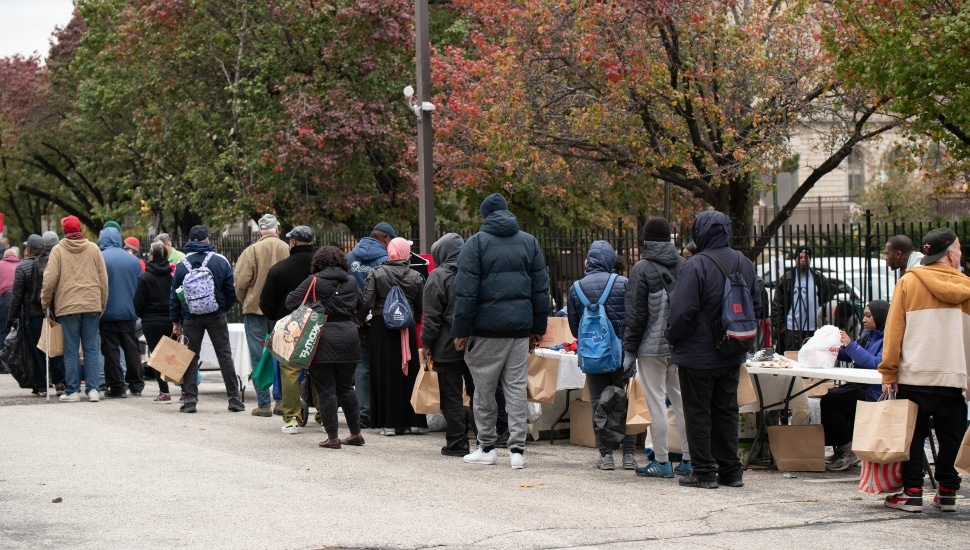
[0,373,966,549]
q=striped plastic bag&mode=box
[858,460,903,495]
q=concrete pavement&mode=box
[1,373,968,549]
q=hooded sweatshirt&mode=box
[879,263,970,392]
[346,236,389,291]
[99,227,142,322]
[41,236,109,317]
[666,211,761,369]
[567,240,628,341]
[624,240,684,357]
[421,233,465,363]
[134,257,174,324]
[0,253,20,296]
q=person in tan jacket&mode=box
[41,215,109,402]
[879,228,969,514]
[234,214,290,416]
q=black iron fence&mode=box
[133,211,970,322]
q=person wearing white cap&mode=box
[234,214,290,417]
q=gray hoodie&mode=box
[421,233,465,363]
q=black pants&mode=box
[897,387,968,490]
[100,320,145,394]
[435,359,474,452]
[820,385,867,447]
[587,368,636,455]
[142,320,171,394]
[311,361,361,439]
[182,313,239,404]
[679,364,741,482]
[27,315,65,390]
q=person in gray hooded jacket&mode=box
[623,217,692,479]
[421,233,473,457]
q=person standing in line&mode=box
[567,240,633,471]
[357,237,426,436]
[421,233,473,457]
[170,225,244,414]
[623,217,692,478]
[345,222,395,429]
[452,193,550,470]
[885,235,924,277]
[0,246,22,345]
[41,215,109,403]
[666,210,761,489]
[880,228,969,513]
[234,214,290,417]
[260,225,317,433]
[155,233,186,264]
[770,245,831,353]
[124,237,146,271]
[135,242,176,403]
[99,226,146,398]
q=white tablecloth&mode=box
[533,348,585,390]
[199,323,251,390]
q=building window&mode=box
[847,150,865,199]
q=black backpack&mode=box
[698,251,758,355]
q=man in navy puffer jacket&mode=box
[666,211,761,489]
[566,240,632,471]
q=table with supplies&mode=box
[198,322,251,398]
[527,348,586,442]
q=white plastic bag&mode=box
[798,324,841,368]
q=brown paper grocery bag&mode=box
[625,376,651,435]
[852,396,918,464]
[147,335,195,384]
[767,425,825,471]
[410,362,441,414]
[37,318,64,357]
[737,364,756,407]
[953,428,970,476]
[526,353,559,404]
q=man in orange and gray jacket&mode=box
[879,228,969,514]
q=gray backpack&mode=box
[179,252,220,315]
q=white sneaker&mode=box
[281,419,299,434]
[59,392,80,403]
[87,390,100,402]
[510,453,526,470]
[463,447,497,465]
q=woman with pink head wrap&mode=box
[357,236,427,435]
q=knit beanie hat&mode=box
[61,215,82,234]
[480,193,508,218]
[642,217,671,242]
[104,220,121,232]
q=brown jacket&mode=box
[40,238,109,317]
[234,233,290,315]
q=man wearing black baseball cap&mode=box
[880,227,969,513]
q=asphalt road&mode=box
[1,373,968,549]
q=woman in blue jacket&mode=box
[820,299,889,471]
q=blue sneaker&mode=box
[635,460,674,478]
[674,460,693,477]
[644,447,656,461]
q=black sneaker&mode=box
[679,475,719,489]
[932,488,957,512]
[441,446,469,457]
[104,390,128,399]
[180,403,197,414]
[228,398,245,412]
[885,488,923,512]
[719,477,744,488]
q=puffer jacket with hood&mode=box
[879,263,970,391]
[9,255,44,319]
[286,266,362,364]
[41,236,109,317]
[346,236,388,291]
[421,233,465,364]
[624,240,685,357]
[134,257,174,324]
[567,241,627,341]
[452,210,550,338]
[169,240,237,322]
[666,211,761,369]
[99,227,142,322]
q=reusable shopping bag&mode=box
[270,277,326,369]
[251,342,276,391]
[148,334,195,384]
[766,425,825,471]
[953,428,970,476]
[410,360,441,414]
[859,460,903,495]
[624,375,651,435]
[852,393,918,464]
[37,318,63,357]
[526,353,559,404]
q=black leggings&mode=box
[142,321,172,394]
[310,361,361,439]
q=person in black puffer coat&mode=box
[285,246,363,449]
[567,240,631,470]
[134,242,176,402]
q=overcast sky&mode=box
[0,0,76,60]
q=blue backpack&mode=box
[698,251,757,355]
[573,274,623,374]
[383,284,415,330]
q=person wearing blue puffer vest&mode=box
[99,225,146,398]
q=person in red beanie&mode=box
[41,215,109,402]
[124,237,146,272]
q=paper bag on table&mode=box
[526,353,559,404]
[410,362,441,414]
[624,376,651,435]
[766,425,825,471]
[737,364,756,407]
[37,318,64,357]
[852,396,918,464]
[148,334,195,384]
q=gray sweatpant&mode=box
[638,355,691,463]
[464,336,529,453]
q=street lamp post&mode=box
[415,0,434,254]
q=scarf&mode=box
[65,232,84,241]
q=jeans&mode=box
[310,361,360,439]
[679,364,742,483]
[181,313,240,405]
[243,314,274,407]
[101,320,145,394]
[59,312,102,396]
[354,340,371,423]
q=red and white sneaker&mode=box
[153,392,172,404]
[932,488,957,512]
[885,488,923,513]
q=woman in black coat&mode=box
[285,246,363,449]
[134,243,176,402]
